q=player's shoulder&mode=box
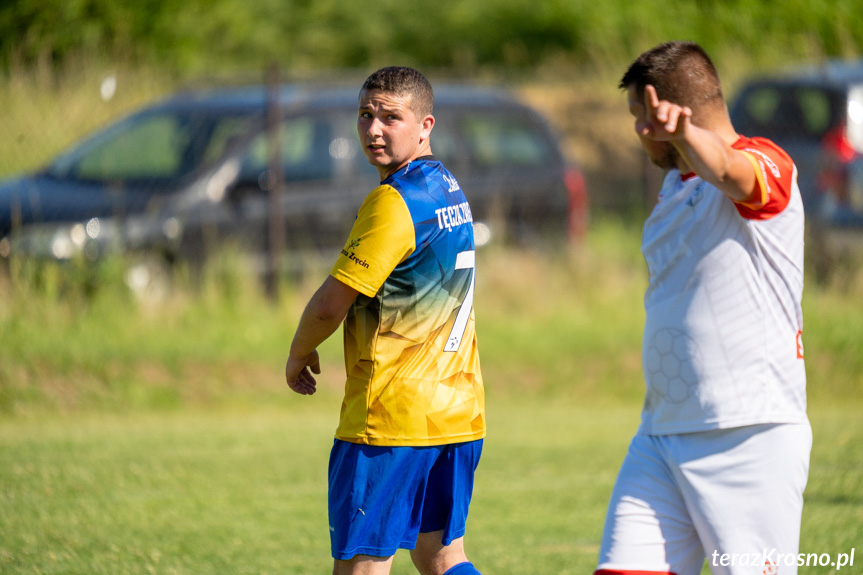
[355,183,412,227]
[363,181,402,205]
[732,134,799,219]
[388,157,449,182]
[386,157,459,199]
[733,135,795,168]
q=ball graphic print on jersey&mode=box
[645,327,701,403]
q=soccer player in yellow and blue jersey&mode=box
[285,67,485,575]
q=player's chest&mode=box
[642,180,730,273]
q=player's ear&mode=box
[420,114,435,140]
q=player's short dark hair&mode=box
[619,41,725,114]
[360,66,434,117]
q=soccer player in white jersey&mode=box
[595,41,811,575]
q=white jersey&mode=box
[639,136,807,435]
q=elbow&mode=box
[309,278,358,324]
[309,295,350,325]
[314,306,348,325]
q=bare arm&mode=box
[285,275,359,395]
[641,84,759,204]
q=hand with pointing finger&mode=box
[637,84,693,142]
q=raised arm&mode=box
[641,84,759,204]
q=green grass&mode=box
[1,398,860,574]
[1,218,862,573]
[0,397,629,574]
[0,404,336,574]
[801,274,863,402]
[1,216,860,410]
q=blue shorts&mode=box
[327,438,483,560]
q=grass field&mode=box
[1,398,861,574]
[1,218,862,574]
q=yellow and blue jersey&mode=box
[330,157,485,446]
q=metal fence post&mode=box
[266,63,286,300]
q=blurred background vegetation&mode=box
[1,0,862,410]
[3,0,863,210]
[2,0,861,76]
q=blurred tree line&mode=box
[1,0,861,77]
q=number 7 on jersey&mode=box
[445,250,475,352]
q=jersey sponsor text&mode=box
[435,201,473,232]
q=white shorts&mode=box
[596,423,812,575]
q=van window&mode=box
[734,85,843,140]
[242,116,334,183]
[74,115,189,181]
[741,87,781,126]
[796,88,833,136]
[51,110,257,183]
[202,116,259,165]
[462,114,551,168]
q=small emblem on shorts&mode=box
[796,330,804,359]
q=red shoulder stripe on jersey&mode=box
[732,136,796,221]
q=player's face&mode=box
[357,89,434,180]
[627,85,681,170]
